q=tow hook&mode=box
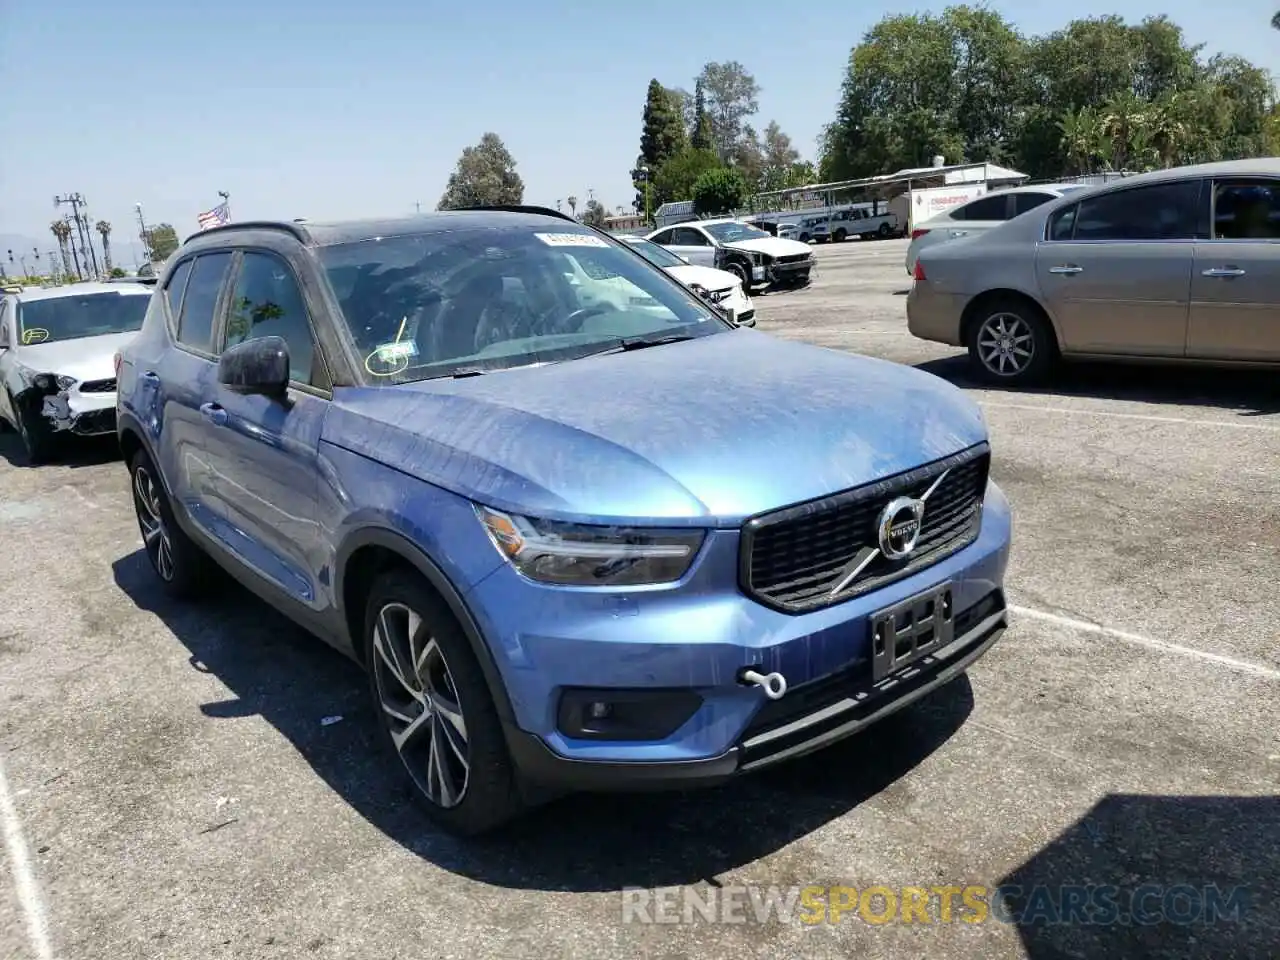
[739,667,788,700]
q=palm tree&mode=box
[96,221,113,275]
[567,195,578,217]
[50,220,74,279]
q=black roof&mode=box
[182,205,582,248]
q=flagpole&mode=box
[218,190,231,221]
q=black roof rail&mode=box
[455,204,578,224]
[181,220,310,246]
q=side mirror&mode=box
[218,335,290,398]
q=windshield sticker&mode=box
[20,327,49,345]
[534,232,611,248]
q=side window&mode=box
[649,230,674,245]
[671,227,710,246]
[164,259,194,323]
[954,194,1009,222]
[1211,180,1280,240]
[1073,181,1201,241]
[176,252,232,353]
[224,251,319,385]
[1013,192,1057,216]
[1048,205,1078,241]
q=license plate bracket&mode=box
[870,582,956,682]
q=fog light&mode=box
[587,701,612,720]
[557,688,702,741]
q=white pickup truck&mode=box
[807,207,901,243]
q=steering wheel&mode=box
[561,302,618,332]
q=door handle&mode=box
[199,402,228,426]
[1048,265,1083,275]
[1202,267,1246,278]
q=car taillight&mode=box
[911,228,931,240]
[913,261,927,282]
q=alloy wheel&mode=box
[977,312,1035,377]
[133,465,175,581]
[371,602,470,809]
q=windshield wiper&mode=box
[582,333,699,358]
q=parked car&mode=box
[645,218,815,291]
[0,281,152,462]
[619,235,754,326]
[907,159,1280,384]
[117,206,1012,836]
[748,219,801,241]
[905,184,1089,275]
[812,208,901,243]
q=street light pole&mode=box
[135,203,152,271]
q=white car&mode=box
[645,218,814,291]
[620,236,754,325]
[905,183,1090,275]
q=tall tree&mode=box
[696,61,761,161]
[144,224,180,262]
[50,220,73,279]
[651,147,722,208]
[581,199,608,228]
[95,220,113,275]
[567,195,578,217]
[690,80,714,151]
[759,121,802,192]
[639,80,687,171]
[731,125,765,196]
[437,132,524,210]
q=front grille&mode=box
[72,408,115,435]
[741,444,989,613]
[709,287,734,302]
[776,253,811,265]
[79,378,117,393]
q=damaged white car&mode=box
[0,282,151,463]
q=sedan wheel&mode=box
[976,312,1035,378]
[371,601,471,809]
[133,462,176,582]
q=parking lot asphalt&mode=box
[1,239,1277,960]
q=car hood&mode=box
[723,236,812,258]
[11,332,136,383]
[324,331,986,525]
[665,264,742,291]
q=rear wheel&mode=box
[878,222,891,238]
[364,569,524,836]
[965,299,1056,385]
[833,228,847,242]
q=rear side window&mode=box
[1072,181,1201,241]
[176,252,232,353]
[1212,180,1280,239]
[954,194,1009,221]
[1013,192,1057,216]
[164,259,193,321]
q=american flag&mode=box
[197,201,231,230]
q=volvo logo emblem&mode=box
[877,496,925,560]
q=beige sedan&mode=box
[907,158,1280,384]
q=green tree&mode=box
[692,168,747,216]
[144,224,180,262]
[437,132,524,210]
[696,61,761,161]
[690,80,714,151]
[95,220,113,275]
[731,124,765,196]
[652,147,722,207]
[639,80,687,171]
[50,220,73,279]
[758,121,802,192]
[581,199,608,228]
[109,266,126,278]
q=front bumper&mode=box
[466,481,1012,791]
[768,258,814,284]
[41,388,117,436]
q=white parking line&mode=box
[1009,604,1280,681]
[980,401,1280,432]
[0,757,53,960]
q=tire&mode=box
[364,568,524,836]
[833,228,847,242]
[965,298,1057,385]
[878,223,891,238]
[12,393,57,464]
[724,259,750,291]
[799,232,811,243]
[128,448,210,598]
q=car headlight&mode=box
[32,373,75,392]
[475,505,704,586]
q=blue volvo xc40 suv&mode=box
[115,207,1011,835]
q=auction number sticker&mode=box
[534,232,611,248]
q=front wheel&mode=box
[878,223,891,238]
[724,259,750,291]
[365,569,524,836]
[966,300,1056,385]
[833,228,847,242]
[12,394,57,464]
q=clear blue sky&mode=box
[1,0,1275,265]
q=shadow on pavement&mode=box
[0,429,121,468]
[998,794,1279,959]
[111,547,974,892]
[916,355,1280,418]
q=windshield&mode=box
[17,292,150,345]
[622,237,686,269]
[317,225,727,383]
[702,221,770,243]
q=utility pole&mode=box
[54,193,95,278]
[135,203,153,271]
[415,200,421,214]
